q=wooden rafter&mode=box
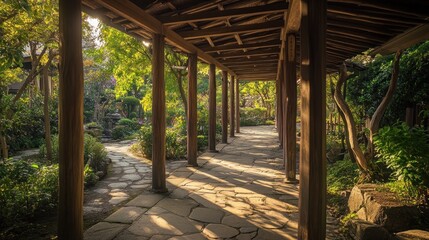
[179,20,284,39]
[159,2,288,25]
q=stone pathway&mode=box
[84,126,302,239]
[83,140,187,226]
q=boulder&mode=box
[348,219,390,240]
[396,229,429,240]
[348,184,422,232]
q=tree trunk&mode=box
[0,132,7,161]
[334,63,369,172]
[330,75,356,163]
[43,66,53,162]
[367,50,402,158]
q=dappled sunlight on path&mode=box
[84,126,301,239]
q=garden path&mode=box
[84,126,341,239]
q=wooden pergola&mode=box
[58,0,429,239]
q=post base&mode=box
[284,178,299,184]
[152,187,169,193]
[208,150,219,153]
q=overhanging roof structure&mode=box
[82,0,429,80]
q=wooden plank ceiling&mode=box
[82,0,429,81]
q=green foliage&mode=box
[374,123,429,197]
[118,118,139,130]
[0,159,58,224]
[327,159,359,193]
[85,122,103,139]
[84,164,99,187]
[137,125,187,160]
[348,41,429,126]
[240,107,269,126]
[40,134,107,173]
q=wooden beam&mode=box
[227,63,278,68]
[179,20,284,39]
[187,53,198,166]
[58,0,84,239]
[220,57,279,65]
[93,0,235,76]
[159,2,288,25]
[284,33,298,182]
[372,23,429,55]
[328,0,429,17]
[299,0,327,238]
[152,33,167,193]
[201,40,281,53]
[236,79,240,133]
[222,71,228,143]
[277,62,284,147]
[230,76,235,137]
[208,64,217,152]
[213,48,279,59]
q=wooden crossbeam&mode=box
[220,57,279,65]
[92,0,235,76]
[179,20,284,39]
[328,0,429,17]
[159,2,288,25]
[227,62,278,68]
[200,40,281,53]
[212,48,279,59]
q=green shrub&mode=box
[374,123,429,198]
[118,118,139,131]
[40,134,107,173]
[0,160,58,224]
[129,112,138,119]
[197,135,208,151]
[240,107,268,126]
[84,164,99,187]
[327,158,359,193]
[137,125,187,160]
[85,122,103,139]
[265,120,275,125]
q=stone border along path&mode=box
[84,126,341,240]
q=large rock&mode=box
[396,229,429,240]
[348,219,390,240]
[348,184,422,232]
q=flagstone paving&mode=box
[84,126,341,240]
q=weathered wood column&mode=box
[187,53,198,166]
[152,33,167,193]
[298,0,327,239]
[58,0,84,238]
[230,76,235,137]
[221,70,228,144]
[208,64,217,152]
[284,33,298,182]
[278,62,284,148]
[236,79,240,133]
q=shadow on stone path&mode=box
[83,140,187,227]
[84,126,341,239]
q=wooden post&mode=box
[152,33,167,193]
[278,62,284,148]
[236,79,240,133]
[221,70,228,144]
[298,0,327,239]
[230,76,235,137]
[187,53,198,166]
[284,33,298,182]
[58,0,84,238]
[208,64,217,152]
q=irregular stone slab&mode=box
[128,213,202,237]
[84,222,128,240]
[94,188,109,194]
[84,206,103,214]
[203,224,239,239]
[126,193,165,208]
[113,230,149,240]
[108,182,128,189]
[240,226,258,233]
[156,198,198,217]
[189,207,224,223]
[222,215,255,228]
[130,184,150,189]
[105,207,146,223]
[122,174,142,181]
[236,232,257,240]
[109,197,129,205]
[348,219,390,240]
[167,233,206,240]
